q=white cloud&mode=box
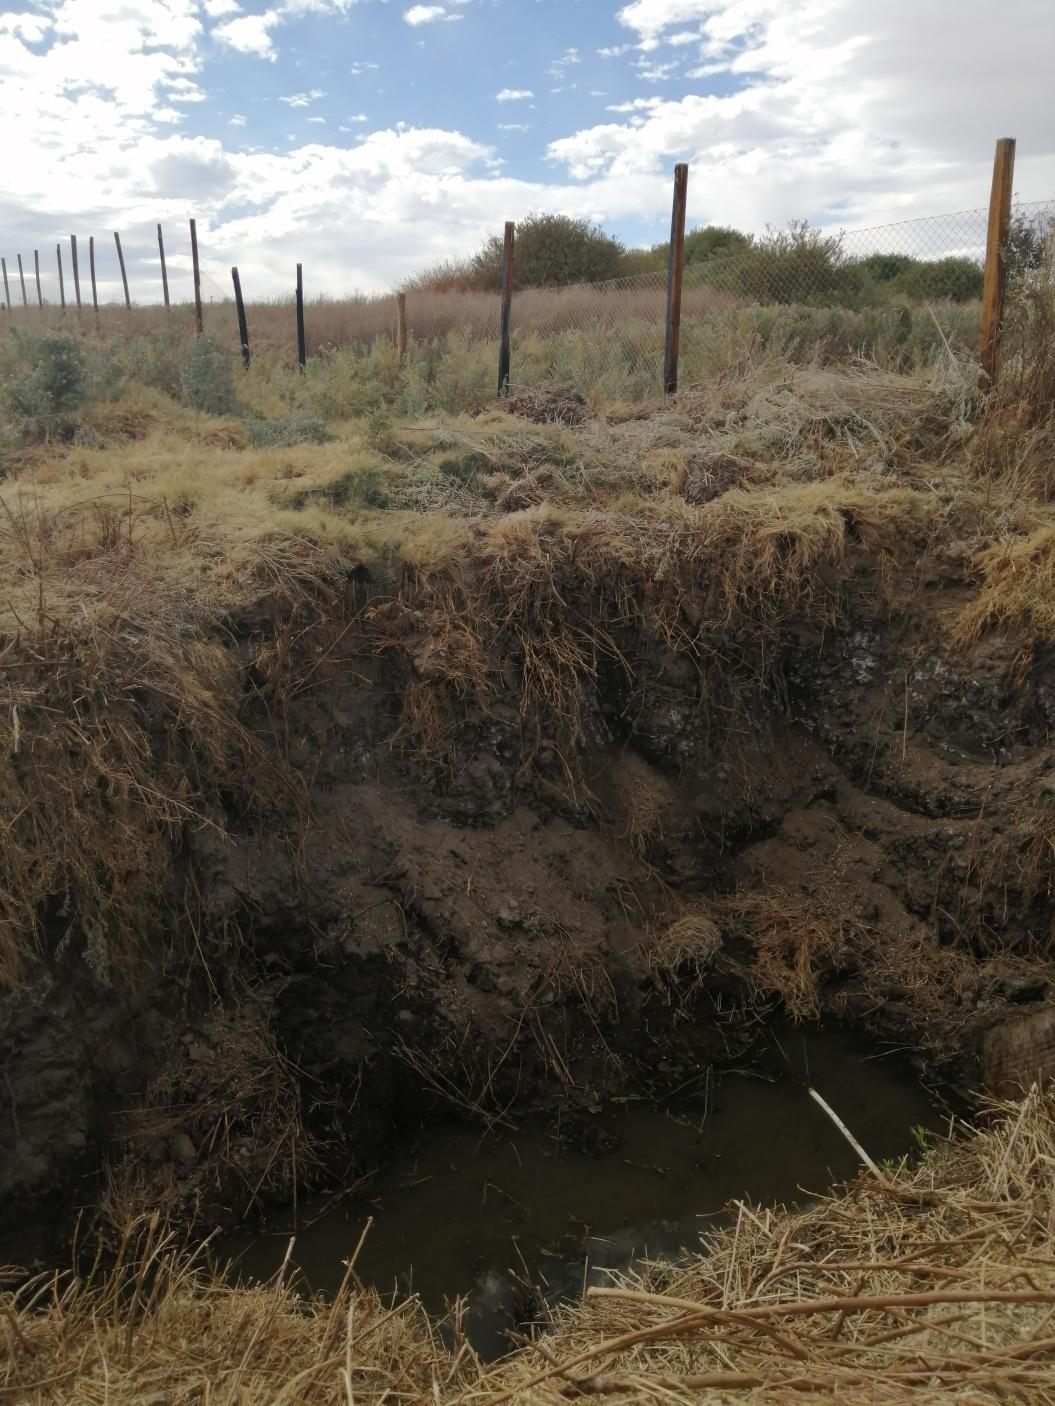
[1,0,1054,307]
[203,0,241,15]
[280,89,326,107]
[686,61,730,78]
[606,98,661,113]
[404,4,446,23]
[213,10,280,59]
[635,57,679,81]
[213,0,354,59]
[549,46,581,73]
[350,60,379,74]
[598,44,632,57]
[497,123,530,132]
[307,115,326,124]
[496,88,533,102]
[0,12,52,41]
[166,76,206,102]
[552,0,1055,238]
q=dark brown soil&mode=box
[3,568,1054,1259]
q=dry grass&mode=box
[0,1214,458,1405]
[109,997,317,1226]
[956,524,1055,644]
[490,1088,1055,1404]
[724,892,847,1021]
[1,281,744,358]
[645,904,723,1003]
[5,1094,1055,1403]
[0,347,1047,988]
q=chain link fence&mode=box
[499,200,1055,398]
[4,199,1054,400]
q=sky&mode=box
[0,0,1053,304]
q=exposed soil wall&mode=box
[4,523,1054,1255]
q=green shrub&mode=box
[180,337,237,415]
[467,213,626,291]
[1,331,88,441]
[892,257,984,302]
[855,252,917,283]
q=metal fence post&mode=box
[1,258,10,315]
[189,219,203,334]
[16,254,27,308]
[232,266,250,369]
[71,235,82,318]
[33,250,42,311]
[296,263,306,370]
[663,163,689,395]
[89,237,99,327]
[56,243,66,312]
[980,137,1016,388]
[397,291,408,364]
[498,221,515,396]
[114,232,131,310]
[158,224,170,309]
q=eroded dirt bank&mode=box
[3,514,1054,1254]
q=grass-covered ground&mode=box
[3,292,1055,1400]
[0,298,1053,989]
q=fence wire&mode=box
[4,200,1054,399]
[504,200,1055,397]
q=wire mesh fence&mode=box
[3,196,1054,400]
[502,200,1055,397]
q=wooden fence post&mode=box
[189,219,203,334]
[157,224,170,309]
[980,137,1016,388]
[1,258,10,314]
[17,254,27,307]
[296,263,306,369]
[71,235,82,317]
[33,250,42,311]
[89,237,99,327]
[663,162,689,396]
[397,291,407,364]
[497,221,514,396]
[232,266,250,369]
[56,243,66,312]
[113,232,131,309]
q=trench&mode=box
[219,1023,945,1359]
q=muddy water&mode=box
[222,1026,945,1358]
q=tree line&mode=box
[405,212,1050,307]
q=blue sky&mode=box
[0,0,1053,302]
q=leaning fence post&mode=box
[71,236,82,318]
[17,255,27,308]
[189,219,203,334]
[56,243,66,312]
[397,291,407,364]
[232,266,250,369]
[113,232,131,310]
[157,224,170,309]
[33,250,42,311]
[89,237,99,328]
[296,263,306,370]
[663,163,689,396]
[1,258,10,314]
[497,221,514,396]
[980,137,1016,389]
